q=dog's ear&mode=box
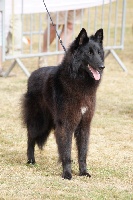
[76,28,89,46]
[94,29,103,44]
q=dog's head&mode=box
[71,28,105,81]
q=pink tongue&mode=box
[89,66,100,80]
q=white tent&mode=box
[5,0,114,14]
[1,0,114,45]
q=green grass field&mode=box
[0,1,133,199]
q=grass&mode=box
[0,1,133,199]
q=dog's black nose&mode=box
[99,65,105,70]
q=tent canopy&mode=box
[5,0,115,14]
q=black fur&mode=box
[22,28,105,179]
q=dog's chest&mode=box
[81,106,88,115]
[79,95,95,116]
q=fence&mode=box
[0,0,127,77]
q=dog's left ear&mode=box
[94,29,103,44]
[76,28,89,46]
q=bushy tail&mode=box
[21,93,54,149]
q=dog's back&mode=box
[22,28,104,179]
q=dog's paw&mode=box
[79,171,91,178]
[62,171,72,180]
[27,159,35,165]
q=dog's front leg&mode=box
[75,119,91,178]
[55,125,73,180]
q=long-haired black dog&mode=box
[22,28,105,180]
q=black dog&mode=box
[22,28,104,180]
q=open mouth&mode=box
[88,65,100,80]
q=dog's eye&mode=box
[98,50,101,55]
[88,51,92,55]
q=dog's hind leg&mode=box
[27,111,53,164]
[23,95,53,164]
[27,128,51,164]
[55,124,73,180]
[27,135,36,164]
[75,119,91,178]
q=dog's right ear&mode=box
[76,28,89,46]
